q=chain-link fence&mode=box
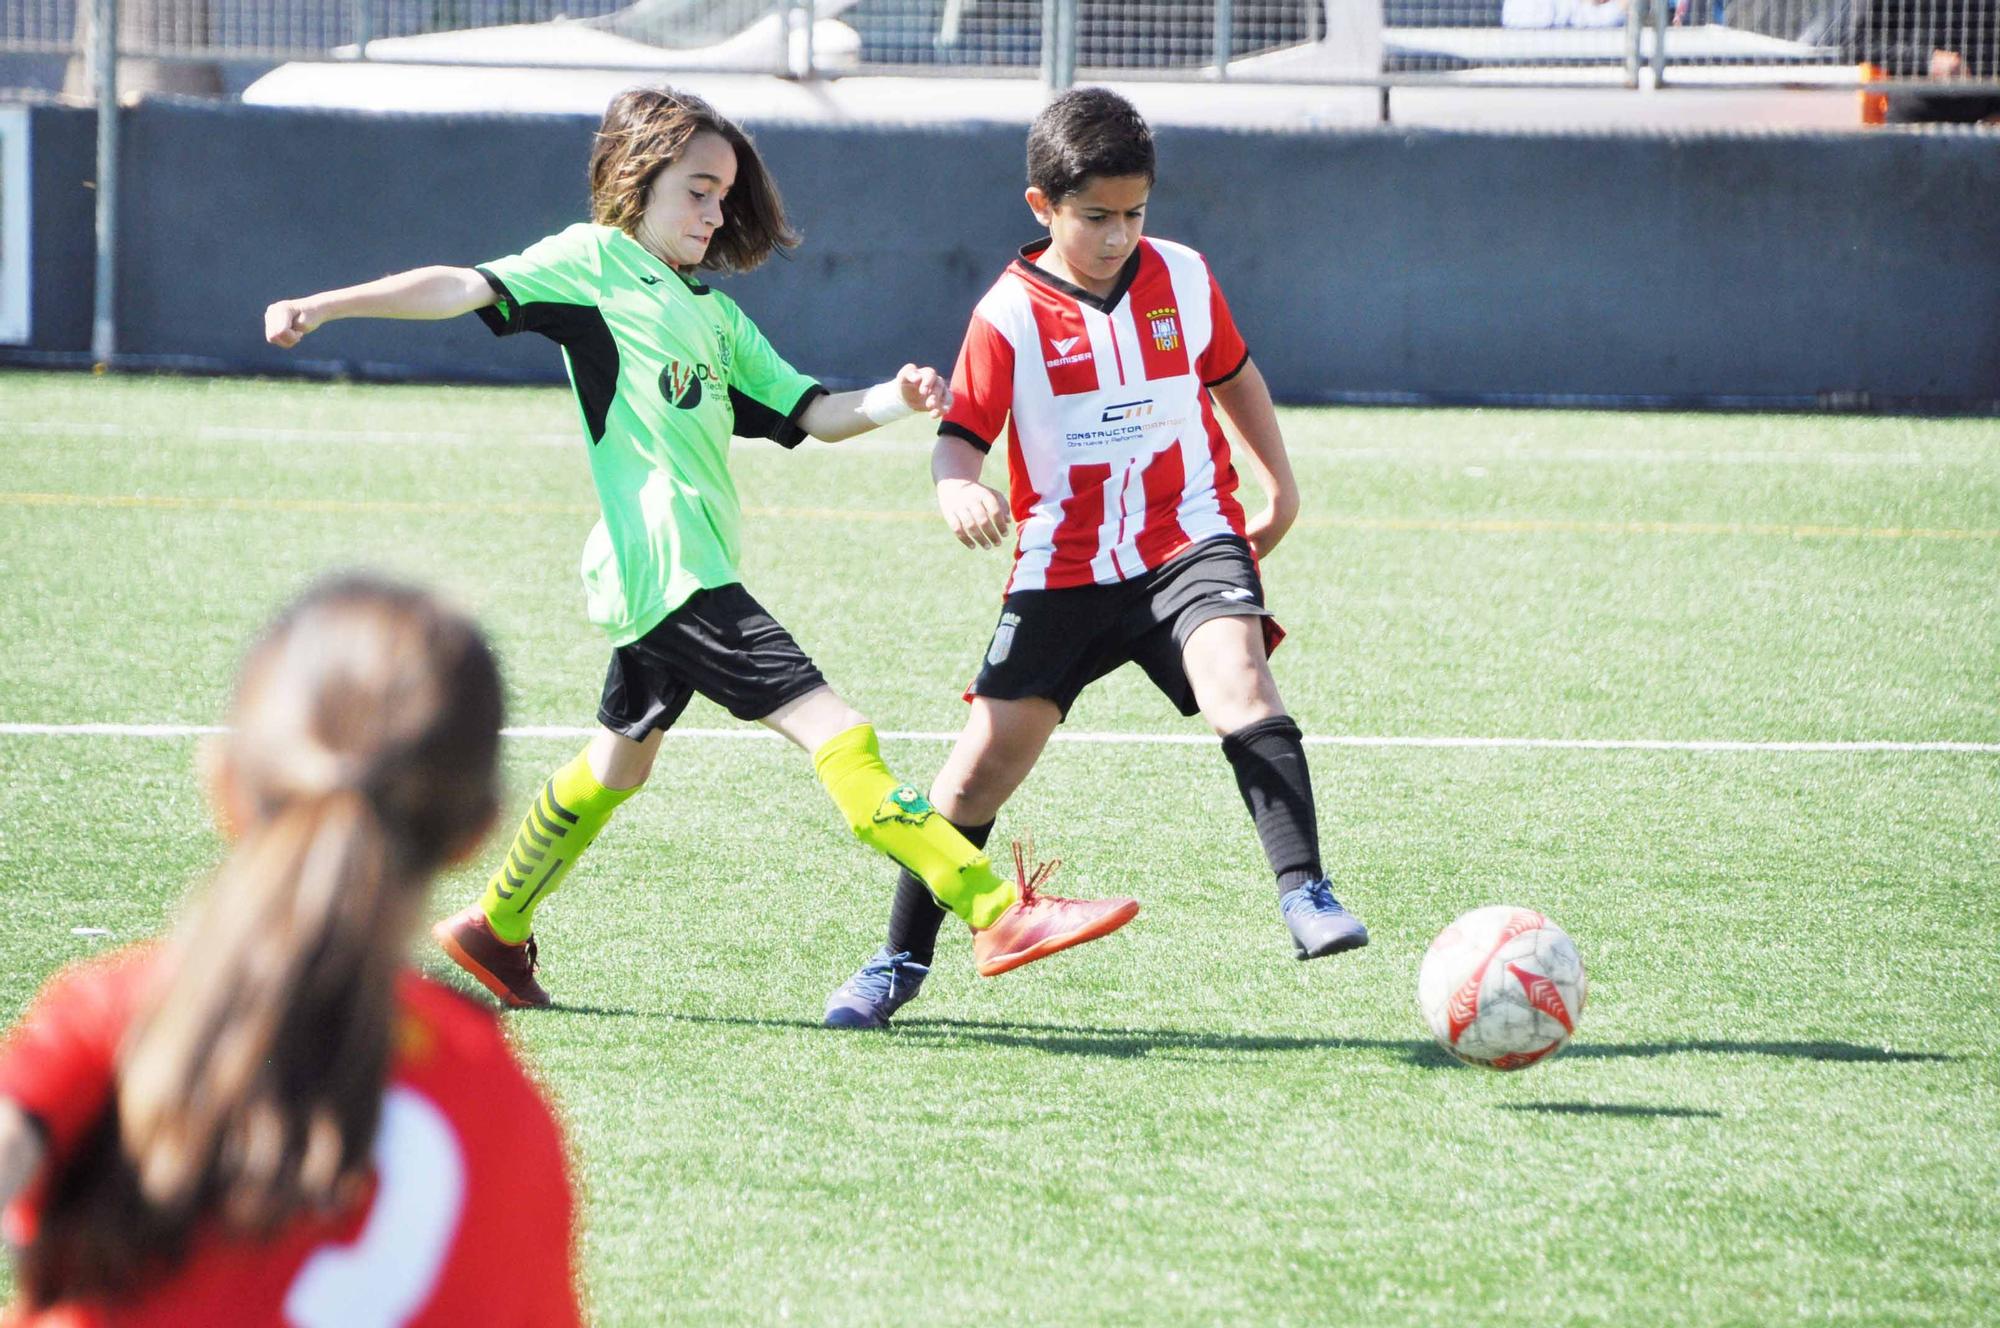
[4,0,1991,367]
[0,0,71,52]
[2,0,1995,93]
[2,1,797,64]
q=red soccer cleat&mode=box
[971,840,1140,977]
[433,906,552,1009]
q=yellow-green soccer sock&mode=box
[480,749,637,943]
[812,723,1018,930]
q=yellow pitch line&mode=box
[1304,515,2000,541]
[0,492,928,524]
[0,492,924,522]
[2,492,1994,541]
[0,491,592,517]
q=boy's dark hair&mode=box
[1026,87,1156,205]
[589,85,800,273]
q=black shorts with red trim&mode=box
[969,535,1283,719]
[598,584,827,740]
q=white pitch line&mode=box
[0,723,231,737]
[5,421,932,454]
[9,422,1961,466]
[1280,445,1932,466]
[1,722,1993,755]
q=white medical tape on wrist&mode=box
[859,380,916,426]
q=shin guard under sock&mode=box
[813,723,1016,929]
[480,748,637,943]
[1220,714,1323,897]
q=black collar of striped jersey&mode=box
[1013,238,1142,315]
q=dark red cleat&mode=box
[433,906,552,1009]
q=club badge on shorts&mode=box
[987,611,1021,666]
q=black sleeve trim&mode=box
[469,278,617,442]
[1202,347,1252,390]
[938,421,993,454]
[732,383,828,448]
[472,268,521,337]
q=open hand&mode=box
[938,477,1011,549]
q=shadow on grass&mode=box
[550,1006,1956,1069]
[1499,1102,1724,1119]
[1558,1040,1953,1065]
[553,1003,822,1031]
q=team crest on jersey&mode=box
[1146,308,1181,354]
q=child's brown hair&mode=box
[589,86,799,273]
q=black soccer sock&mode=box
[1220,715,1323,898]
[887,817,994,966]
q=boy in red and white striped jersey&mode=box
[825,89,1369,1029]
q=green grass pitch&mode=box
[0,370,1995,1325]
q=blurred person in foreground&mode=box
[0,575,583,1326]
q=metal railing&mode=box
[4,0,1992,366]
[2,0,1993,87]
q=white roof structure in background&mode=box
[240,9,1385,128]
[241,10,1861,131]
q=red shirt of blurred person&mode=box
[1,954,581,1328]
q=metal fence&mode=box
[2,0,1995,89]
[3,0,1992,369]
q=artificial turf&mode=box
[0,371,1993,1325]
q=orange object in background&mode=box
[1860,62,1889,125]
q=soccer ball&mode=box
[1417,906,1586,1070]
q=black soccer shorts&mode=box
[598,583,828,739]
[969,535,1282,719]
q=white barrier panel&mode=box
[0,105,30,345]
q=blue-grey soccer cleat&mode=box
[1279,880,1370,960]
[823,947,931,1029]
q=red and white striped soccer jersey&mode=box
[940,237,1254,593]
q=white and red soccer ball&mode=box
[1418,906,1587,1070]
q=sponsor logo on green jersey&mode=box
[661,359,709,409]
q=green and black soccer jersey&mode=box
[476,222,826,645]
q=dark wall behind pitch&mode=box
[17,100,2000,408]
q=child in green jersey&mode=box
[264,86,1137,1008]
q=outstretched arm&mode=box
[0,1099,44,1215]
[798,364,952,443]
[1208,358,1300,560]
[264,266,496,348]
